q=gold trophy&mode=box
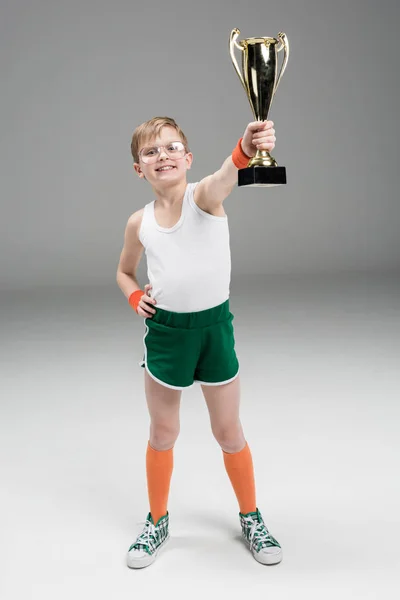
[229,28,289,187]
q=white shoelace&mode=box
[135,519,157,547]
[243,517,273,546]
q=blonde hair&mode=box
[130,116,190,163]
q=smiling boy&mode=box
[116,116,282,568]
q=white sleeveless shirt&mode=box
[138,182,231,313]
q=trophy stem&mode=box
[248,149,278,168]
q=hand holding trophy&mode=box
[229,28,289,187]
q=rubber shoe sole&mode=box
[243,537,283,565]
[126,534,170,569]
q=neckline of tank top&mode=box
[151,186,189,233]
[151,199,185,233]
[151,182,228,233]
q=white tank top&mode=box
[138,182,231,313]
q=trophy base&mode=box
[238,166,287,187]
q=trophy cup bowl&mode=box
[229,28,289,187]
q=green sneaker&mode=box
[240,508,282,565]
[126,512,170,569]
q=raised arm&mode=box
[193,120,276,212]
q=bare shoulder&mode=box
[126,207,145,243]
[127,207,145,229]
[193,180,227,217]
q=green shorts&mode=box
[139,299,239,390]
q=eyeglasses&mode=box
[139,141,187,164]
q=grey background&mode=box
[1,0,399,290]
[1,1,400,599]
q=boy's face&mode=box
[134,125,193,186]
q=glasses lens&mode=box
[140,141,186,163]
[166,141,185,154]
[140,146,159,163]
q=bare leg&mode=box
[201,375,245,453]
[144,371,182,523]
[144,370,182,450]
[201,375,256,514]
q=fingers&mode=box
[252,136,276,151]
[246,121,275,150]
[138,301,155,317]
[138,285,157,318]
[252,125,275,138]
[247,120,274,132]
[252,130,275,142]
[138,305,154,317]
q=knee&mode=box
[149,421,180,451]
[212,422,245,453]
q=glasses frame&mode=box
[138,141,188,164]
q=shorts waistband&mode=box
[150,299,231,329]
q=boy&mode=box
[116,117,282,568]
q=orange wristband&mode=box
[232,138,251,169]
[128,289,144,313]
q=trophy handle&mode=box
[229,28,248,97]
[273,32,289,96]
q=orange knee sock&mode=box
[146,441,174,525]
[223,441,257,514]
